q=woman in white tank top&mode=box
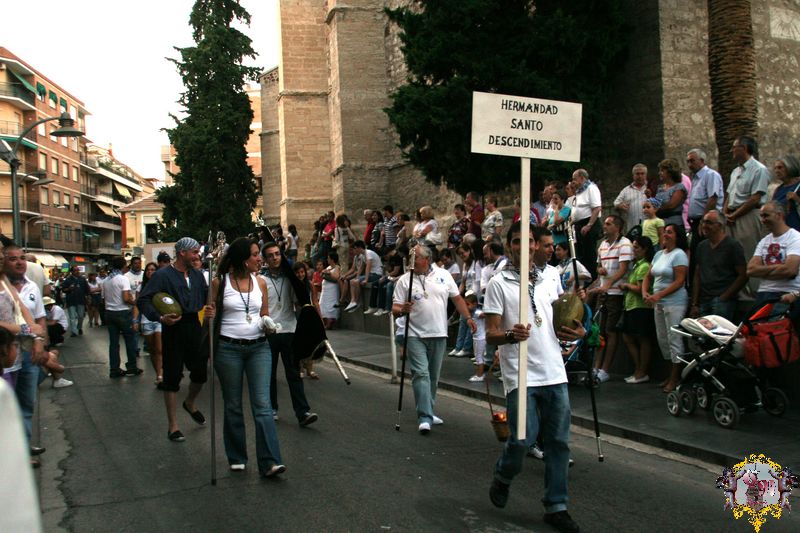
[211,237,285,477]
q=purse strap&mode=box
[484,359,499,416]
[1,279,25,325]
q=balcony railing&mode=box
[0,83,35,107]
[80,184,98,197]
[0,120,38,145]
[0,195,40,212]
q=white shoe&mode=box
[432,415,444,425]
[374,309,387,316]
[273,412,279,421]
[418,422,431,435]
[230,464,245,471]
[364,307,377,315]
[527,444,545,459]
[596,369,610,383]
[53,378,74,389]
[345,302,358,312]
[468,374,485,382]
[263,464,286,477]
[448,348,459,356]
[627,375,650,384]
[454,350,472,357]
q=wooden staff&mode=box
[395,246,416,431]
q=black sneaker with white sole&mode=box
[543,511,580,533]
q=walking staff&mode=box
[394,247,416,431]
[205,231,226,485]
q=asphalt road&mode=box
[35,326,800,532]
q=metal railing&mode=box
[0,83,35,106]
[0,195,40,212]
[0,120,38,145]
[80,184,98,196]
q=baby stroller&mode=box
[666,303,795,429]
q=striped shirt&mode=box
[613,183,648,233]
[383,216,399,246]
[598,236,633,296]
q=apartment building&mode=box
[0,47,150,271]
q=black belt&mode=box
[219,335,267,345]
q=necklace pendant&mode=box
[424,291,429,298]
[246,314,252,323]
[534,314,543,327]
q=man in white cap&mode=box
[44,296,68,346]
[138,237,216,442]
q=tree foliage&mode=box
[385,0,629,195]
[158,0,261,242]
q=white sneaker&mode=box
[418,422,431,435]
[273,412,279,421]
[448,348,459,356]
[374,309,387,316]
[230,464,245,471]
[527,444,544,459]
[263,464,286,477]
[432,415,444,425]
[454,350,472,357]
[364,307,377,315]
[596,369,610,383]
[468,374,485,382]
[345,302,358,312]
[53,378,74,389]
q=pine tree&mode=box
[385,0,629,195]
[158,0,261,241]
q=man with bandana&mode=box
[138,238,216,442]
[484,222,585,533]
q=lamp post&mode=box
[0,112,83,243]
[23,215,43,250]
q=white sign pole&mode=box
[517,158,531,441]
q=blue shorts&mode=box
[140,317,162,335]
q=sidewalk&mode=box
[325,328,800,468]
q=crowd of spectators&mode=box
[269,134,799,391]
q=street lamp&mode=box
[23,215,43,250]
[0,112,84,243]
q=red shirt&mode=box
[322,220,336,241]
[364,222,375,243]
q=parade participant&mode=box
[103,256,141,378]
[125,256,144,297]
[319,252,341,329]
[137,237,216,442]
[484,221,584,533]
[392,244,475,434]
[260,242,318,426]
[86,272,102,327]
[211,237,285,476]
[293,261,318,379]
[139,262,163,385]
[60,266,89,336]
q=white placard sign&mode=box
[471,92,582,162]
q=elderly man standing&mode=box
[690,210,748,321]
[570,168,603,279]
[725,136,770,297]
[392,244,475,435]
[747,202,800,312]
[686,149,724,283]
[614,163,649,233]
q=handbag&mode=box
[743,317,800,368]
[425,231,443,246]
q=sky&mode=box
[2,0,279,181]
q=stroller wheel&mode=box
[712,397,740,429]
[679,390,697,415]
[695,385,710,410]
[763,387,789,416]
[666,391,681,417]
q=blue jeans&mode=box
[406,336,446,424]
[15,350,38,442]
[495,383,571,513]
[454,316,473,352]
[106,310,138,371]
[755,291,790,316]
[376,279,395,310]
[698,297,738,322]
[215,339,282,471]
[67,305,85,335]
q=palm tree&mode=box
[707,0,758,183]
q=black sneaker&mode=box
[168,430,186,442]
[126,367,144,376]
[109,369,127,378]
[543,511,580,533]
[489,478,509,508]
[299,412,318,427]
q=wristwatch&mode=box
[504,329,515,344]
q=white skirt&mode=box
[320,279,340,319]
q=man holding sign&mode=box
[484,222,584,532]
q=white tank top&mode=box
[220,274,264,339]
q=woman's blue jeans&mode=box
[215,339,282,472]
